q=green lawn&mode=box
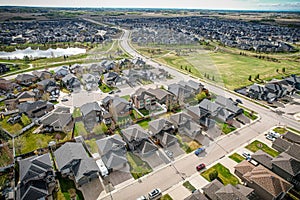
[127,152,152,179]
[0,116,24,134]
[245,140,279,157]
[15,129,71,155]
[137,45,300,90]
[92,123,108,135]
[121,95,130,101]
[161,194,173,200]
[131,110,143,120]
[243,110,258,121]
[99,84,113,93]
[273,127,288,134]
[183,181,196,192]
[74,122,88,137]
[0,145,13,167]
[229,153,245,163]
[139,108,150,116]
[56,174,84,200]
[219,123,236,134]
[72,107,82,118]
[201,163,240,185]
[85,138,98,154]
[137,118,151,129]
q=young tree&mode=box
[248,75,252,81]
[195,91,207,102]
[282,67,286,73]
[209,170,218,181]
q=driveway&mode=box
[104,164,133,187]
[79,177,103,200]
[165,143,185,159]
[140,151,167,169]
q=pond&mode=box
[0,47,86,59]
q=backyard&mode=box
[127,152,152,179]
[245,140,280,157]
[55,174,84,200]
[0,115,31,135]
[74,122,88,137]
[0,145,13,167]
[72,107,82,118]
[201,163,240,185]
[136,118,151,129]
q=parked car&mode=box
[165,150,173,158]
[196,163,206,171]
[61,98,68,102]
[268,131,280,138]
[136,195,147,200]
[194,147,205,156]
[236,99,243,104]
[266,134,275,142]
[108,91,114,94]
[242,151,251,160]
[148,188,162,200]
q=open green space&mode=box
[229,153,245,163]
[56,174,84,200]
[74,122,88,137]
[14,128,71,155]
[273,127,288,134]
[183,181,196,192]
[99,84,113,93]
[127,152,152,179]
[201,163,240,185]
[136,118,151,129]
[245,140,279,157]
[135,45,300,90]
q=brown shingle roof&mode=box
[243,165,293,197]
[234,160,255,175]
[251,150,273,169]
[272,152,300,176]
[283,131,300,144]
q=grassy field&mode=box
[229,153,245,163]
[245,140,279,157]
[127,152,152,179]
[201,163,240,185]
[135,45,300,90]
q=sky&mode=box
[0,0,300,11]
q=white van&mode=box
[96,159,109,177]
[269,131,280,138]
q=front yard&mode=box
[273,127,288,134]
[126,152,152,179]
[245,140,279,157]
[99,84,113,93]
[201,163,240,186]
[183,181,196,192]
[243,110,258,121]
[229,153,245,163]
[176,135,201,154]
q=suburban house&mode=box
[108,97,132,122]
[88,63,106,76]
[82,73,99,91]
[0,78,15,91]
[284,75,300,90]
[36,79,60,98]
[32,70,52,80]
[282,131,300,145]
[121,124,157,156]
[132,57,146,67]
[234,160,293,200]
[18,100,54,118]
[103,72,126,87]
[215,95,243,116]
[169,112,202,139]
[186,104,214,130]
[202,179,255,200]
[15,74,37,86]
[265,83,287,99]
[96,134,128,171]
[17,153,56,200]
[61,74,81,91]
[248,84,269,101]
[80,102,102,132]
[148,118,177,148]
[168,80,204,103]
[251,150,273,170]
[70,64,84,75]
[54,66,69,79]
[184,190,208,200]
[272,137,300,161]
[131,88,157,110]
[146,88,175,108]
[16,91,36,103]
[54,142,99,187]
[100,60,116,71]
[40,107,73,133]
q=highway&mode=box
[98,29,300,200]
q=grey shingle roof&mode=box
[147,88,172,100]
[121,124,149,142]
[18,100,53,113]
[199,99,221,117]
[148,118,174,135]
[251,150,273,169]
[96,134,126,156]
[41,112,72,129]
[54,142,88,171]
[283,131,300,144]
[215,95,243,114]
[101,151,127,169]
[202,179,223,200]
[19,153,53,182]
[184,190,208,200]
[80,102,101,117]
[74,158,99,183]
[272,152,300,176]
[17,91,35,100]
[215,184,249,200]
